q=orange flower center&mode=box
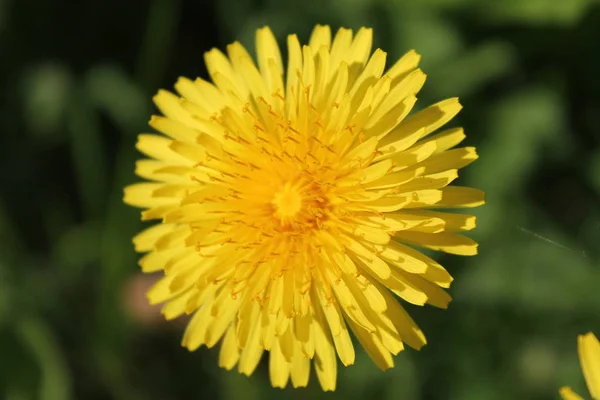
[268,174,334,235]
[272,182,303,219]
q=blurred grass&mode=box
[1,0,600,399]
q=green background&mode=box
[2,0,600,399]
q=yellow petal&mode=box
[147,263,197,305]
[294,312,313,354]
[348,275,387,313]
[343,136,379,166]
[173,77,211,119]
[394,169,459,192]
[376,315,405,356]
[365,213,442,233]
[193,78,237,117]
[363,168,423,191]
[123,183,175,208]
[375,126,424,162]
[301,45,316,100]
[181,298,214,350]
[161,289,196,320]
[371,214,432,234]
[266,58,285,107]
[237,315,265,376]
[324,62,349,117]
[328,273,376,332]
[236,299,260,349]
[149,115,200,143]
[269,339,290,388]
[579,332,600,399]
[153,225,188,251]
[285,33,302,103]
[348,27,373,67]
[420,260,454,289]
[136,134,187,163]
[342,236,390,279]
[350,48,387,102]
[152,183,197,198]
[219,323,240,370]
[309,24,332,52]
[204,289,242,347]
[132,223,177,252]
[378,241,429,274]
[256,26,283,89]
[375,282,427,350]
[203,48,248,100]
[395,269,452,308]
[388,140,438,170]
[427,186,486,208]
[153,89,208,131]
[174,77,220,115]
[141,205,178,221]
[403,210,476,232]
[135,160,190,183]
[353,160,393,185]
[290,344,311,388]
[394,231,479,256]
[382,274,428,306]
[138,248,188,273]
[228,42,268,101]
[413,147,478,175]
[329,28,353,73]
[344,222,391,245]
[346,318,394,371]
[365,95,420,141]
[369,75,392,112]
[381,98,462,146]
[330,251,357,275]
[168,140,208,163]
[312,46,331,108]
[419,127,466,153]
[385,49,421,85]
[370,69,426,128]
[162,203,239,223]
[559,387,585,400]
[364,189,443,212]
[319,297,355,366]
[311,288,338,391]
[226,40,252,76]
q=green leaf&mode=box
[426,41,516,98]
[86,65,149,134]
[588,151,600,193]
[478,0,594,25]
[16,316,72,400]
[387,7,463,71]
[220,368,264,400]
[66,87,109,219]
[21,63,71,140]
[470,86,566,197]
[53,224,101,281]
[457,222,596,312]
[135,0,182,92]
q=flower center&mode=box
[266,173,333,235]
[272,182,302,219]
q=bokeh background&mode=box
[2,0,600,399]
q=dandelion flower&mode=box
[124,25,484,390]
[560,332,600,400]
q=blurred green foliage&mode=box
[1,0,600,399]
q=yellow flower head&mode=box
[124,25,484,391]
[560,332,600,400]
